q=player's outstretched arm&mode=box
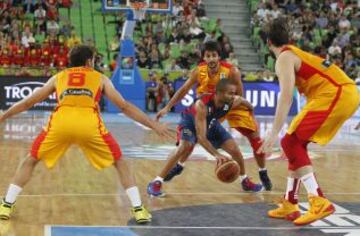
[258,52,296,154]
[156,68,198,121]
[194,100,230,165]
[103,76,174,140]
[268,52,296,137]
[0,76,56,123]
[229,66,244,96]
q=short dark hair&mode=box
[216,79,236,94]
[69,45,95,67]
[267,17,290,47]
[202,40,221,57]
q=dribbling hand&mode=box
[215,154,231,166]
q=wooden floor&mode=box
[0,113,359,236]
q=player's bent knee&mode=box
[177,141,194,156]
[281,134,312,170]
[280,134,291,150]
[230,149,243,159]
[280,134,296,160]
[288,162,296,171]
[227,146,243,161]
[290,156,312,171]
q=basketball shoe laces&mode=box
[308,197,325,215]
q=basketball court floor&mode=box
[0,112,359,236]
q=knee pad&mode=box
[281,134,296,158]
[236,128,264,158]
[249,136,265,158]
[281,134,311,171]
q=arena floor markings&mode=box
[0,112,358,236]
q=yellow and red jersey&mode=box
[196,61,233,95]
[284,45,359,145]
[55,67,103,109]
[284,45,355,99]
[32,67,121,169]
[195,61,258,131]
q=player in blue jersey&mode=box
[147,79,263,197]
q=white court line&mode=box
[3,192,360,198]
[45,225,360,230]
[44,225,51,236]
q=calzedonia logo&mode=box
[59,88,93,100]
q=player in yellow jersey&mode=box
[149,40,270,193]
[258,18,360,225]
[0,45,173,224]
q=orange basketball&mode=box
[215,160,240,183]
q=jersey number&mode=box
[68,73,85,86]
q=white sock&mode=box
[240,174,248,182]
[154,176,164,183]
[4,184,23,204]
[259,168,267,171]
[300,173,320,196]
[178,162,185,167]
[126,186,142,208]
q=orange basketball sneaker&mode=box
[268,199,301,221]
[293,195,335,226]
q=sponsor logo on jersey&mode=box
[60,88,93,100]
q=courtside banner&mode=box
[0,76,57,110]
[243,82,299,116]
[174,81,299,115]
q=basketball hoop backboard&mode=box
[102,0,172,13]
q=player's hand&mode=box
[257,132,277,156]
[215,154,231,166]
[156,107,170,121]
[152,122,175,140]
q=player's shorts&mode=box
[177,113,232,149]
[288,84,360,145]
[224,107,258,132]
[30,106,122,169]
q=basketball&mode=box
[215,160,240,183]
